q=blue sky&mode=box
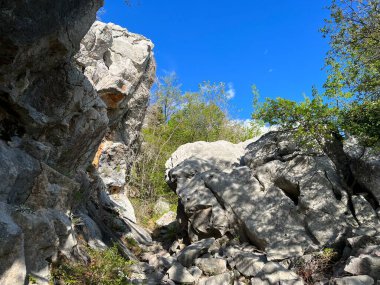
[101,0,331,119]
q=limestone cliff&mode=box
[0,1,155,284]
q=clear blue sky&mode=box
[101,0,331,119]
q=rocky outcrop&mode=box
[77,21,155,193]
[0,1,155,284]
[165,131,380,284]
[76,20,155,258]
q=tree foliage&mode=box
[253,0,380,150]
[322,0,380,148]
[129,75,260,199]
[151,73,182,122]
[322,0,380,101]
[253,92,339,150]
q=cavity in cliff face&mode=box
[0,1,155,284]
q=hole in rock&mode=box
[274,176,300,205]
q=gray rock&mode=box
[334,275,374,285]
[130,271,164,285]
[77,21,155,188]
[198,272,233,285]
[170,240,184,254]
[11,209,58,283]
[96,188,152,245]
[234,252,267,277]
[344,255,380,280]
[0,3,106,283]
[0,203,26,285]
[234,281,248,285]
[47,210,77,258]
[156,211,176,228]
[76,212,106,249]
[0,1,156,283]
[167,263,195,284]
[165,140,253,178]
[187,266,203,281]
[203,166,314,259]
[76,19,155,256]
[344,137,380,205]
[109,193,137,223]
[356,240,378,254]
[352,195,379,227]
[253,262,304,285]
[97,142,130,192]
[1,1,107,176]
[122,219,153,245]
[25,163,80,211]
[195,257,227,275]
[76,20,154,128]
[143,251,174,271]
[166,131,366,260]
[154,198,170,215]
[173,170,233,241]
[0,141,41,204]
[177,238,216,267]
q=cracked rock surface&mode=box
[164,131,380,284]
[0,2,155,284]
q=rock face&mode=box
[344,136,380,207]
[165,131,380,284]
[77,21,155,193]
[0,2,155,284]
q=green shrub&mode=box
[122,236,142,256]
[128,78,261,200]
[51,245,134,285]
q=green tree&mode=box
[253,0,379,150]
[252,0,380,197]
[151,73,182,122]
[130,79,259,199]
[167,101,227,144]
[322,0,380,101]
[253,92,339,150]
[321,0,380,148]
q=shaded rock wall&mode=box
[0,2,155,284]
[77,21,155,192]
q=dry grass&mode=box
[293,248,339,285]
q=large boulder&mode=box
[166,140,252,176]
[166,131,379,261]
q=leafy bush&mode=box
[122,236,143,257]
[51,245,134,285]
[341,100,380,150]
[253,0,380,151]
